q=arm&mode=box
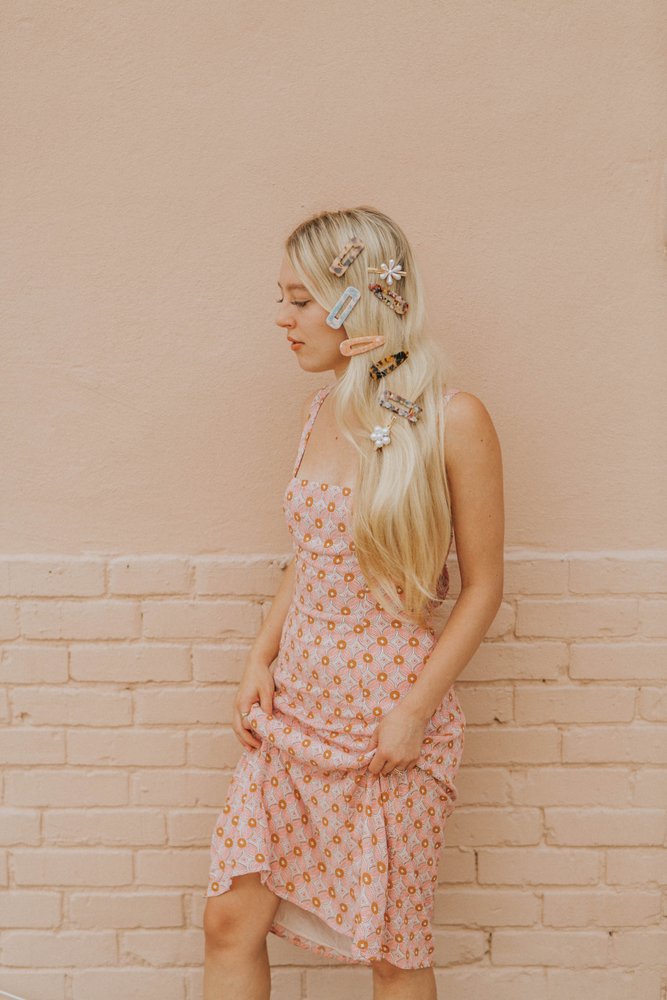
[368,391,505,774]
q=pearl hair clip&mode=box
[370,416,396,450]
[367,260,406,285]
[329,238,365,277]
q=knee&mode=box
[371,958,404,983]
[203,895,264,954]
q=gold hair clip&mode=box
[380,390,423,423]
[368,352,409,380]
[370,415,396,450]
[339,335,386,357]
[369,283,409,315]
[367,260,406,285]
[329,238,365,277]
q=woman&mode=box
[203,207,504,1000]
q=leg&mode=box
[203,872,281,1000]
[371,959,437,1000]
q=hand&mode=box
[367,703,429,776]
[232,660,275,751]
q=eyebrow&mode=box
[278,281,309,292]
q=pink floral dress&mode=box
[206,385,465,970]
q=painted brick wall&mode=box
[0,551,665,1000]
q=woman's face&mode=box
[276,256,349,377]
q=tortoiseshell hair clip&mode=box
[368,283,409,315]
[368,352,409,380]
[380,389,423,423]
[329,238,365,277]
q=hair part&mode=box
[285,206,454,627]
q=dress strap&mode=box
[293,384,335,478]
[443,387,462,406]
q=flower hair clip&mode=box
[370,416,396,450]
[367,260,406,285]
[369,283,409,315]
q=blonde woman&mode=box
[203,207,504,1000]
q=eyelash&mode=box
[277,299,309,307]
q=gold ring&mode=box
[240,712,250,718]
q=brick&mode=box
[6,769,128,806]
[510,767,633,807]
[569,555,667,595]
[503,553,568,595]
[67,729,185,766]
[70,892,184,929]
[454,767,512,806]
[545,807,665,846]
[167,810,219,846]
[109,557,191,595]
[456,686,513,724]
[606,848,667,885]
[0,892,62,928]
[562,726,667,764]
[542,890,661,927]
[638,686,667,720]
[134,687,234,725]
[136,849,210,887]
[434,968,547,999]
[0,728,65,764]
[463,727,560,765]
[21,600,141,640]
[195,556,287,596]
[269,969,302,1000]
[0,646,68,683]
[437,847,476,884]
[611,930,667,966]
[514,685,635,724]
[0,850,7,885]
[188,892,207,927]
[11,687,132,726]
[70,644,191,682]
[13,850,133,887]
[633,769,667,807]
[122,928,203,965]
[460,642,566,681]
[569,643,667,680]
[1,929,116,967]
[44,809,166,846]
[5,558,105,596]
[192,645,250,683]
[131,770,230,807]
[142,600,260,640]
[445,808,542,847]
[0,972,66,1000]
[545,969,661,1000]
[0,688,8,721]
[492,929,608,966]
[432,929,487,966]
[0,601,20,638]
[304,967,372,999]
[73,969,186,1000]
[478,848,601,885]
[187,729,244,767]
[0,808,41,845]
[516,599,638,638]
[434,889,540,926]
[639,599,667,637]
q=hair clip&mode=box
[380,389,423,423]
[339,335,386,357]
[329,238,365,277]
[370,416,396,450]
[369,283,409,315]
[368,351,409,380]
[326,286,361,329]
[367,260,406,285]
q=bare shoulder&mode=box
[443,391,502,471]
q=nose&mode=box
[276,301,294,329]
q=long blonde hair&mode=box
[286,207,454,628]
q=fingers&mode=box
[258,683,274,717]
[232,698,261,750]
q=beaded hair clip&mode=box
[368,351,409,380]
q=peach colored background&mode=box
[1,2,666,999]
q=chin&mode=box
[296,356,338,374]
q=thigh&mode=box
[204,873,281,947]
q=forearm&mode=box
[402,583,503,721]
[246,559,296,667]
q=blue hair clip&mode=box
[326,286,361,329]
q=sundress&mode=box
[206,385,466,970]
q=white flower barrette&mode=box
[370,416,397,451]
[367,260,406,285]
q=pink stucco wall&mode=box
[1,2,666,998]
